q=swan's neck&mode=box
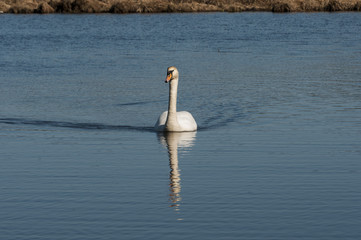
[166,78,180,131]
[168,78,178,113]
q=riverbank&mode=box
[1,0,361,14]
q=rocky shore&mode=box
[1,0,361,14]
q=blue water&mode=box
[1,13,361,240]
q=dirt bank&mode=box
[1,0,361,13]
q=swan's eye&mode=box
[167,71,173,79]
[165,69,174,83]
[165,72,173,82]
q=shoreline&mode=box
[1,0,361,14]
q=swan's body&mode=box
[155,66,197,132]
[155,111,197,132]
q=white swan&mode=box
[154,66,197,132]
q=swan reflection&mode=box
[158,131,196,210]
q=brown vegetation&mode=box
[1,0,361,13]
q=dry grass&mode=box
[1,0,361,13]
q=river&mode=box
[1,13,361,240]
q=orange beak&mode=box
[165,73,172,83]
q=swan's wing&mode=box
[177,111,197,131]
[154,111,168,131]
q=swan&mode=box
[154,66,197,132]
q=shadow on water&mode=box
[0,118,155,132]
[0,115,243,132]
[157,131,196,213]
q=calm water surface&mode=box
[1,13,361,239]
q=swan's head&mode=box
[165,66,179,83]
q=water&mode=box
[1,12,361,239]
